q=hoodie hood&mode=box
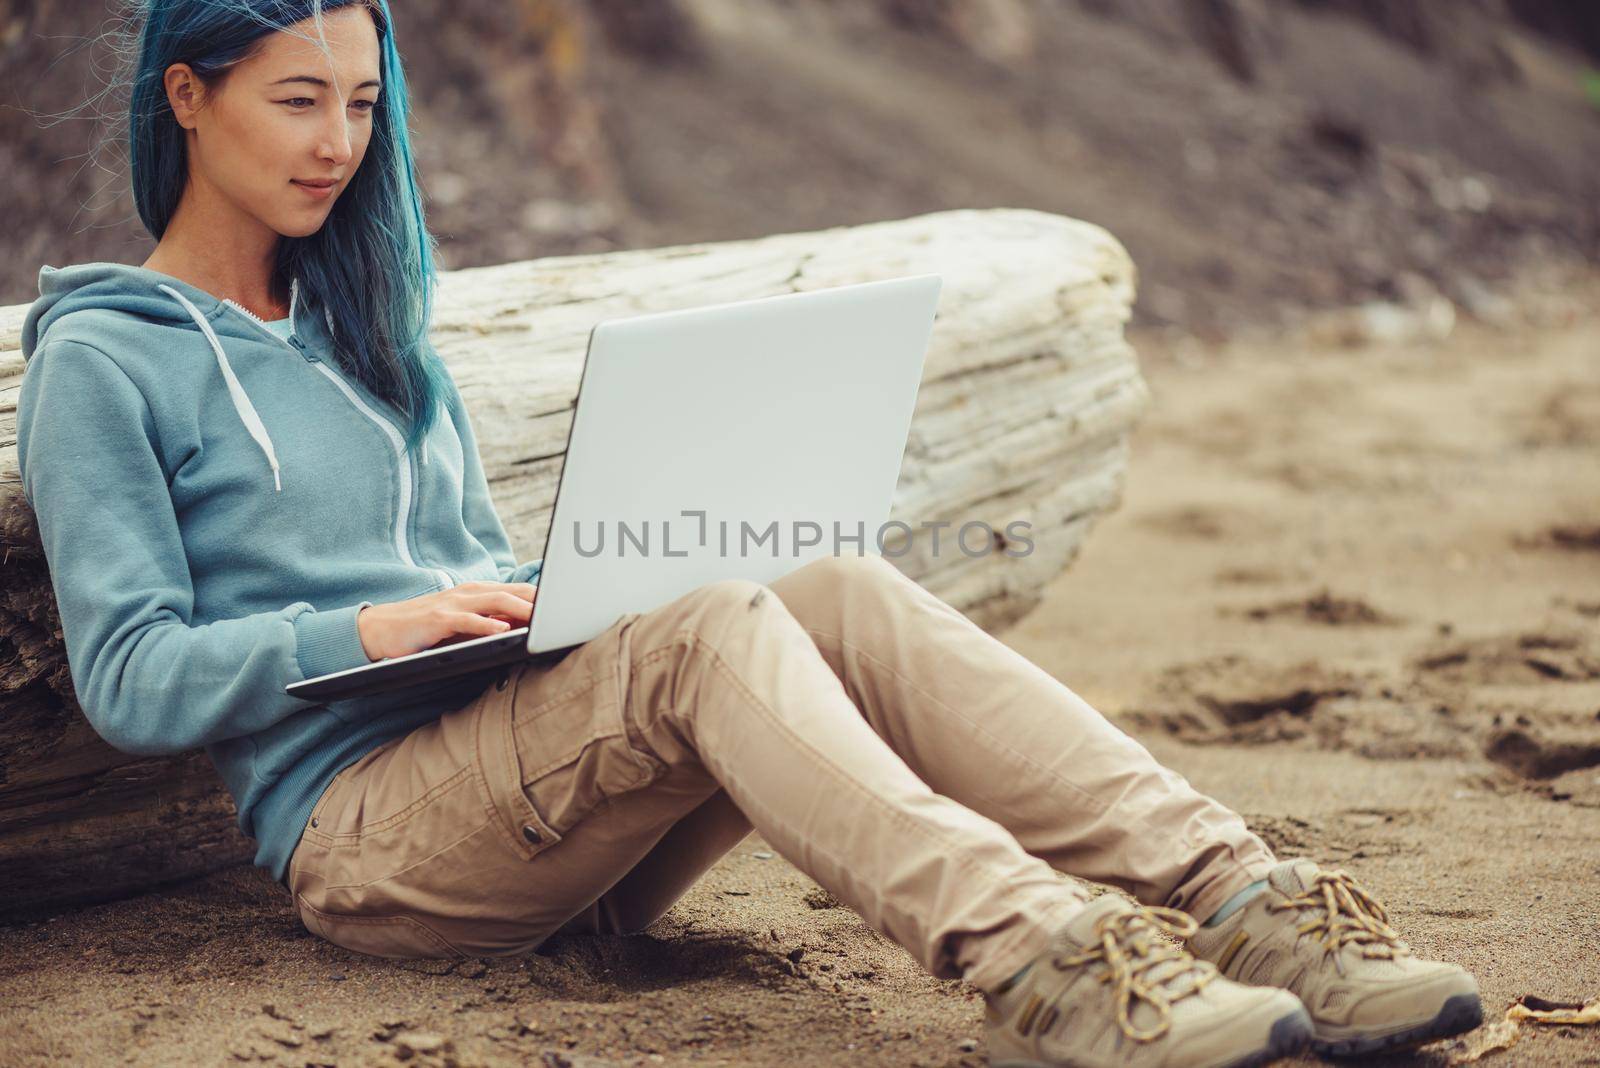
[21,262,313,360]
[23,262,337,494]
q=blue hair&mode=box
[128,0,447,452]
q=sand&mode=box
[2,282,1597,1066]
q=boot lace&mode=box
[1267,867,1410,974]
[1049,903,1218,1043]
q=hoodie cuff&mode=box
[293,601,375,681]
[509,558,543,585]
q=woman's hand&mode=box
[355,581,538,661]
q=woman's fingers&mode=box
[489,590,535,620]
[446,610,513,635]
[452,589,536,623]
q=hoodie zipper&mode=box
[219,284,457,591]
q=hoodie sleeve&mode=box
[17,339,375,757]
[443,370,543,587]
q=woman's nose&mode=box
[317,113,354,165]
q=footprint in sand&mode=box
[1227,588,1402,626]
[1413,628,1600,685]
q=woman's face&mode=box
[166,7,382,238]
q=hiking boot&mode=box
[985,894,1312,1068]
[1186,859,1484,1058]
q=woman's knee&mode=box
[794,551,901,585]
[778,552,901,598]
[770,552,907,623]
[641,577,796,658]
[649,563,902,662]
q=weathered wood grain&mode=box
[0,207,1145,913]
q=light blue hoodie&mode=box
[16,263,543,884]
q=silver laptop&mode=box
[286,274,943,703]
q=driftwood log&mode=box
[0,207,1146,914]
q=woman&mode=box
[16,3,1483,1065]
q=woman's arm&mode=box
[17,340,374,756]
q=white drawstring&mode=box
[157,284,283,492]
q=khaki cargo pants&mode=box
[286,553,1273,993]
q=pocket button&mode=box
[496,670,510,692]
[521,824,542,844]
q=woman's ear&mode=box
[163,62,207,130]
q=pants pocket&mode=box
[474,627,667,864]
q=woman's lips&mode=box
[292,180,335,200]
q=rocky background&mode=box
[2,0,1598,334]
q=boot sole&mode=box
[990,1004,1313,1068]
[1312,992,1485,1058]
[1220,1009,1317,1068]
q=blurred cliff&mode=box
[2,0,1597,335]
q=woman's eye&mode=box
[280,98,376,111]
